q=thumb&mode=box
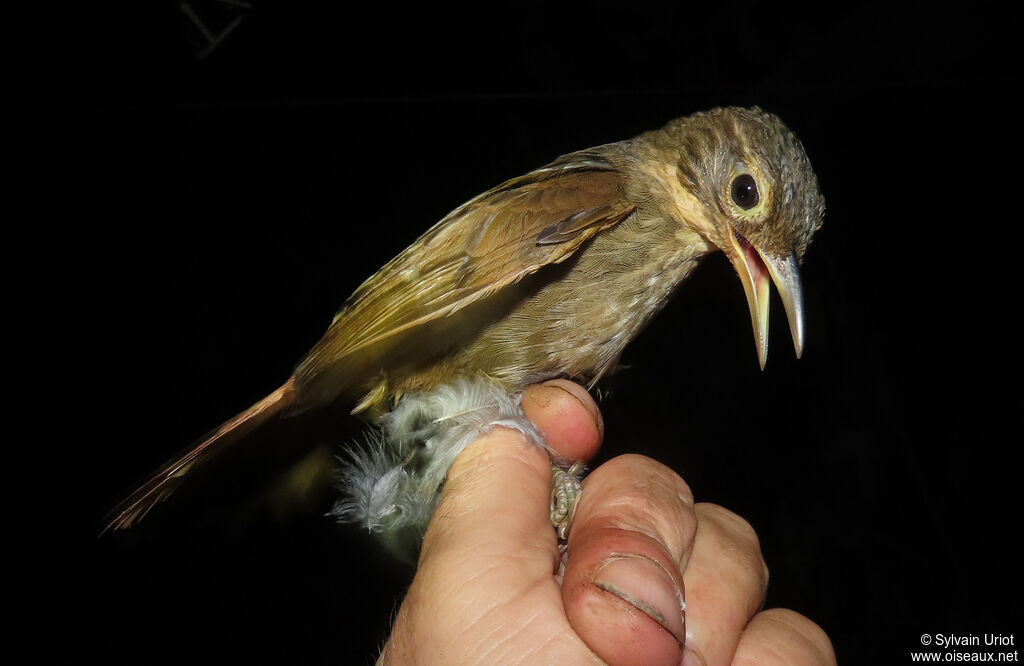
[382,382,604,663]
[420,378,604,570]
[383,428,562,663]
[562,455,695,666]
[421,425,559,569]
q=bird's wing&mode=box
[102,153,634,532]
[295,151,634,386]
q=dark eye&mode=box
[730,173,759,210]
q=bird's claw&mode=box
[550,461,584,542]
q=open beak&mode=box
[725,228,805,370]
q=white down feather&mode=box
[331,377,547,542]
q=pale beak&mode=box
[725,228,805,370]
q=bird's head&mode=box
[650,107,826,369]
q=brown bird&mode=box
[103,107,824,550]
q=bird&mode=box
[102,106,825,554]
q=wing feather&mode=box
[294,150,635,395]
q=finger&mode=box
[732,609,836,665]
[419,378,601,566]
[390,428,576,661]
[681,503,770,666]
[520,379,603,462]
[561,454,695,666]
[413,379,603,597]
[426,427,557,566]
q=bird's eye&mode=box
[730,174,759,210]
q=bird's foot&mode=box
[550,461,584,543]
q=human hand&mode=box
[378,380,835,665]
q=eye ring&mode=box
[730,173,759,210]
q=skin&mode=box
[379,380,836,666]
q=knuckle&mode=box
[696,502,768,582]
[584,455,699,558]
[754,609,837,665]
[614,454,695,504]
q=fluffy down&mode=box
[330,377,547,539]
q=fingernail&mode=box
[592,554,685,646]
[540,379,603,438]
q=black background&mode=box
[10,2,1017,664]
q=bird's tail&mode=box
[101,378,299,534]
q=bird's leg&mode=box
[336,377,592,558]
[550,461,584,543]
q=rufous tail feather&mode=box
[101,378,298,534]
